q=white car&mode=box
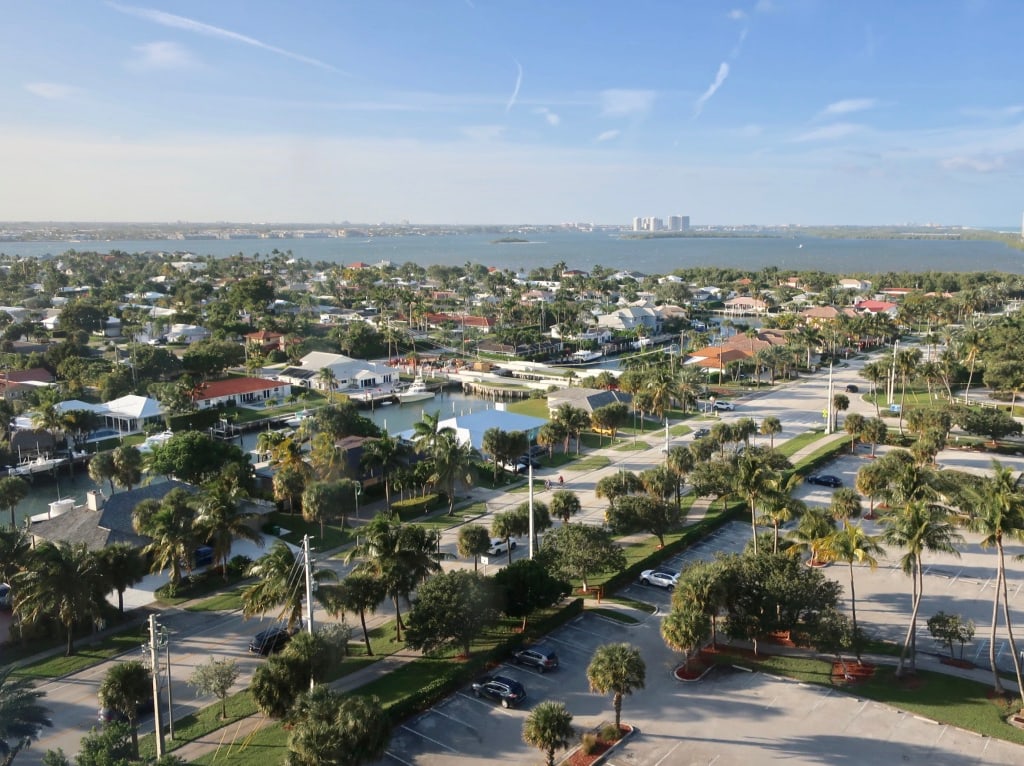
[639,569,679,589]
[712,401,735,412]
[487,538,517,556]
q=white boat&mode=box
[570,350,603,363]
[138,430,174,453]
[285,410,310,428]
[397,376,436,404]
[9,455,66,476]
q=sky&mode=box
[2,0,1023,227]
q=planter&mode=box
[562,723,634,766]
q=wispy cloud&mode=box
[733,124,763,138]
[24,82,79,100]
[941,155,1006,173]
[793,123,863,142]
[595,129,620,142]
[820,98,877,117]
[600,89,655,117]
[107,2,344,73]
[534,107,560,126]
[506,60,523,113]
[461,125,505,142]
[728,9,747,21]
[694,62,729,117]
[130,41,199,70]
[960,104,1024,120]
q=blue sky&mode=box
[3,1,1023,226]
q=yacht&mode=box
[570,349,603,364]
[138,430,174,453]
[397,376,435,404]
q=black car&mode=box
[692,428,711,439]
[513,645,559,673]
[0,582,11,611]
[806,474,843,488]
[517,456,542,469]
[845,384,859,393]
[471,675,526,708]
[249,626,293,655]
[527,445,547,458]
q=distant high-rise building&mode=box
[635,214,688,232]
[668,215,682,231]
[680,215,690,231]
[633,217,642,232]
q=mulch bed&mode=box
[565,725,632,766]
[831,661,876,684]
[940,657,976,670]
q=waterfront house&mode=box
[193,376,291,410]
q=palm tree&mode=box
[0,666,51,766]
[132,488,197,590]
[661,604,711,672]
[0,528,30,585]
[286,692,390,766]
[13,541,103,656]
[819,521,885,661]
[785,506,835,566]
[759,416,782,449]
[759,482,805,554]
[97,661,151,759]
[429,431,476,515]
[882,501,963,676]
[676,558,728,647]
[319,572,386,656]
[457,524,492,571]
[0,477,28,530]
[490,511,524,566]
[549,490,581,524]
[241,541,337,631]
[860,360,889,417]
[95,543,147,614]
[829,487,863,521]
[553,404,590,454]
[316,366,338,402]
[87,451,117,495]
[964,460,1024,699]
[255,429,288,462]
[111,445,143,492]
[411,410,454,455]
[360,435,405,506]
[665,445,695,507]
[734,453,782,555]
[844,413,865,454]
[831,392,849,432]
[586,643,646,730]
[194,483,264,577]
[894,347,922,435]
[522,701,574,766]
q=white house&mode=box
[277,351,396,393]
[595,306,661,333]
[194,377,292,410]
[167,323,211,344]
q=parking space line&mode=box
[455,691,522,714]
[652,740,683,766]
[399,724,459,752]
[385,750,415,766]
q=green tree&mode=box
[490,510,526,566]
[493,558,570,631]
[406,570,497,658]
[95,543,147,615]
[88,451,118,495]
[675,559,729,648]
[75,721,134,766]
[301,480,346,540]
[285,691,390,766]
[586,643,646,729]
[194,481,263,577]
[241,541,338,631]
[13,541,102,656]
[522,701,574,766]
[0,477,29,530]
[661,603,710,672]
[927,611,976,661]
[538,524,626,593]
[759,415,782,449]
[428,431,476,514]
[456,524,493,571]
[188,658,240,721]
[318,573,386,656]
[97,661,151,759]
[0,666,51,766]
[145,431,251,485]
[594,471,642,506]
[844,412,865,454]
[359,435,405,506]
[549,489,581,524]
[819,521,885,662]
[605,494,682,547]
[132,488,197,591]
[110,445,143,492]
[553,404,590,454]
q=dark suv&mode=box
[249,626,293,655]
[471,675,526,708]
[513,644,559,673]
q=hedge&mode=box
[390,493,444,521]
[167,408,221,432]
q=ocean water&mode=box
[4,231,1023,274]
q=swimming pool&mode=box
[86,428,123,441]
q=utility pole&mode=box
[528,462,535,560]
[664,418,670,453]
[148,614,164,758]
[303,534,315,689]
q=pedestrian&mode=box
[545,479,551,491]
[558,475,564,486]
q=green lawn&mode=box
[587,607,640,624]
[266,511,352,551]
[613,441,651,452]
[188,719,286,766]
[507,398,549,418]
[8,625,149,679]
[187,588,245,613]
[775,429,826,458]
[564,455,610,471]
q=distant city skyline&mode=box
[2,2,1023,226]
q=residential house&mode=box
[167,323,211,344]
[277,351,396,393]
[595,306,661,334]
[723,296,770,315]
[546,387,633,416]
[398,407,548,454]
[55,395,165,436]
[193,376,292,410]
[244,329,285,353]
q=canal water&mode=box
[10,388,498,527]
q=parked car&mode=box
[527,445,547,458]
[98,700,150,724]
[193,545,214,568]
[806,474,843,488]
[249,625,293,655]
[0,582,11,610]
[713,401,735,412]
[487,538,517,556]
[692,427,711,439]
[845,384,859,393]
[471,675,526,708]
[639,569,679,589]
[513,645,559,673]
[516,456,542,471]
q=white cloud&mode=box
[728,9,747,20]
[534,107,560,127]
[820,98,878,117]
[754,0,775,12]
[694,63,729,117]
[460,125,505,142]
[107,2,344,73]
[941,155,1006,173]
[733,124,763,138]
[506,60,523,113]
[793,123,864,142]
[24,82,79,100]
[595,129,620,142]
[131,41,199,70]
[960,104,1024,120]
[600,89,655,117]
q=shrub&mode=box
[226,555,253,577]
[580,733,599,755]
[600,723,622,742]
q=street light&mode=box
[142,614,172,755]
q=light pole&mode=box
[143,614,170,756]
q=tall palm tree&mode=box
[316,366,338,402]
[13,541,103,656]
[0,528,30,585]
[360,435,405,507]
[95,543,148,614]
[429,431,476,515]
[0,666,51,766]
[759,416,782,449]
[319,572,386,656]
[0,477,29,530]
[411,410,454,456]
[241,540,337,631]
[819,521,885,661]
[195,482,264,577]
[132,487,198,590]
[553,404,590,454]
[785,506,835,566]
[97,661,151,760]
[882,501,963,676]
[665,445,695,507]
[964,460,1024,699]
[586,643,646,730]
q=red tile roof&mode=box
[195,377,288,400]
